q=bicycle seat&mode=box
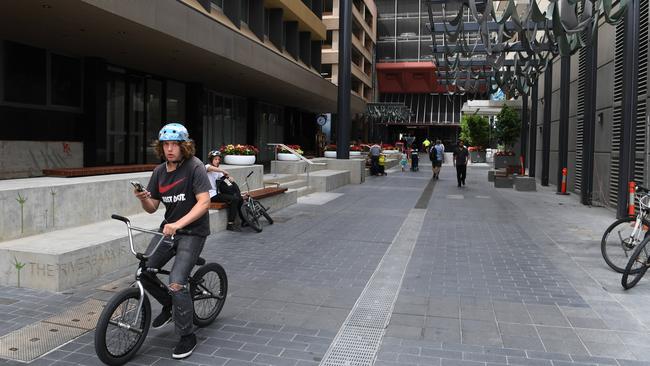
[196,257,206,266]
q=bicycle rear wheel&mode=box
[622,237,650,289]
[95,287,151,366]
[192,263,228,327]
[254,201,273,225]
[601,217,650,273]
[240,203,262,232]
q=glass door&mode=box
[128,75,145,163]
[145,79,163,163]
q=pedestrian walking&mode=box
[369,143,381,176]
[429,139,444,179]
[453,140,470,187]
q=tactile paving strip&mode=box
[320,210,425,366]
[0,322,86,362]
[43,299,105,330]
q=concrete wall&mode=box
[0,141,83,179]
[0,165,264,242]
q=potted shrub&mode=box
[460,114,489,163]
[494,106,520,169]
[220,144,258,165]
[350,145,362,156]
[324,144,337,158]
[382,144,397,154]
[277,144,303,161]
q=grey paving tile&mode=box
[279,349,322,362]
[541,339,589,356]
[252,353,299,366]
[212,348,258,362]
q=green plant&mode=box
[494,105,520,151]
[16,193,27,234]
[463,114,490,149]
[12,257,25,287]
[220,144,259,155]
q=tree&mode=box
[460,114,490,149]
[494,105,520,151]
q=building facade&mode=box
[374,0,487,146]
[0,0,366,178]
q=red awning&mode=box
[376,62,448,94]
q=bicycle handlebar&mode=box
[112,214,192,259]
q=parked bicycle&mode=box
[601,185,650,273]
[621,188,650,289]
[94,215,227,365]
[239,171,273,233]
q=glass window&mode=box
[210,0,223,9]
[264,9,270,37]
[51,53,82,107]
[166,80,186,122]
[223,97,233,143]
[146,79,163,163]
[3,41,46,104]
[241,0,249,24]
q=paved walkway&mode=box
[1,163,650,366]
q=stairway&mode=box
[263,173,314,197]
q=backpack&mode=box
[429,146,437,161]
[217,176,240,196]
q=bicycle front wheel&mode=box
[95,287,151,366]
[622,237,650,289]
[601,217,650,273]
[254,201,273,225]
[240,203,262,232]
[192,263,228,327]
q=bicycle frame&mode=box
[623,193,650,247]
[113,216,177,332]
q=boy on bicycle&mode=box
[133,123,211,359]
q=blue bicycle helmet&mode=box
[159,123,189,142]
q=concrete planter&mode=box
[324,151,337,158]
[277,153,299,161]
[494,155,516,169]
[224,155,256,165]
[470,151,487,163]
[383,150,398,155]
[350,151,361,156]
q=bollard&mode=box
[556,168,569,195]
[629,182,636,217]
[520,156,525,176]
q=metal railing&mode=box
[267,143,327,189]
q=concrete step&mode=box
[263,173,298,185]
[0,190,297,292]
[287,186,315,197]
[297,169,350,192]
[279,179,309,190]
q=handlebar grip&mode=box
[247,171,254,178]
[111,214,130,223]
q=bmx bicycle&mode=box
[601,185,650,273]
[94,215,227,365]
[239,171,273,232]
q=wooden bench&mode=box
[208,187,288,210]
[43,164,158,177]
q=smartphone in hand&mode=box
[130,181,145,192]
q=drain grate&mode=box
[43,299,105,330]
[0,322,86,362]
[320,210,426,366]
[319,327,384,366]
[96,275,133,292]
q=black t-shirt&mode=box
[453,146,469,166]
[147,156,212,237]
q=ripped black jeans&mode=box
[140,234,205,336]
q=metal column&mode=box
[557,54,570,192]
[520,93,529,171]
[529,79,539,178]
[617,0,640,218]
[542,61,553,186]
[336,0,352,159]
[582,23,598,205]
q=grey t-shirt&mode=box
[147,156,212,237]
[370,145,381,156]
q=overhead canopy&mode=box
[461,99,522,116]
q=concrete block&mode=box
[488,170,496,182]
[494,176,514,188]
[312,158,366,184]
[299,170,350,192]
[514,176,537,191]
[0,189,297,292]
[0,165,264,242]
[270,160,326,175]
[0,140,83,179]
